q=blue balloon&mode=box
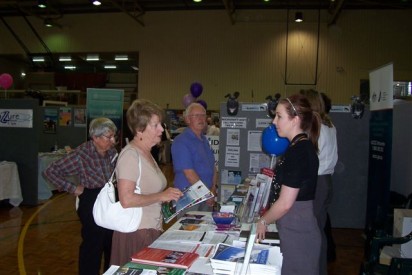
[261,124,289,156]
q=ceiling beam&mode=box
[22,15,57,68]
[0,16,34,66]
[328,0,345,26]
[108,0,145,27]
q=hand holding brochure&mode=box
[162,180,214,223]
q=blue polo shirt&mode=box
[171,128,215,191]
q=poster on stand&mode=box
[59,107,72,126]
[86,88,124,144]
[74,108,86,127]
[369,63,394,111]
[366,63,394,229]
[206,135,219,167]
[43,108,58,133]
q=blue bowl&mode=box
[212,212,236,225]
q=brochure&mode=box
[162,180,214,223]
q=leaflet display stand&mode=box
[239,223,257,275]
[218,102,272,202]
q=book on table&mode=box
[210,243,282,275]
[210,224,282,275]
[161,180,214,223]
[130,247,199,270]
[114,261,185,275]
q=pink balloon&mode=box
[0,73,13,90]
[182,93,195,108]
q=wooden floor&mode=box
[0,164,366,274]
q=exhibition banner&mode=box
[366,63,393,230]
[86,88,124,144]
[369,63,394,111]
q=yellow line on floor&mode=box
[17,193,67,275]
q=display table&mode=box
[104,211,281,275]
[0,161,23,206]
[38,152,66,200]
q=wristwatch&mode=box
[259,217,268,227]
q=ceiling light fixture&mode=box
[295,12,303,23]
[38,0,47,8]
[64,65,76,70]
[59,56,72,61]
[115,55,128,61]
[92,0,102,6]
[44,18,53,27]
[193,0,202,3]
[32,56,45,62]
[86,54,99,61]
[104,65,117,69]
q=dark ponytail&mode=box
[280,94,321,152]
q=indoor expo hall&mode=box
[1,1,412,275]
[0,163,365,275]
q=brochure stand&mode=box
[239,223,257,275]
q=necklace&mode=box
[130,140,159,170]
[290,133,308,147]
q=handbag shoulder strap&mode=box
[108,153,119,183]
[136,150,142,188]
[117,146,142,191]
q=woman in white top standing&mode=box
[301,89,338,275]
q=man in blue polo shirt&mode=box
[171,102,217,212]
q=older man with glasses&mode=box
[171,103,217,214]
[43,117,118,275]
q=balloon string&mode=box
[270,155,277,170]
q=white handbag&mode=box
[93,152,142,233]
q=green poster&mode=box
[86,88,124,143]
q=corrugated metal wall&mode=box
[0,9,411,109]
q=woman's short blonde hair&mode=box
[126,99,164,135]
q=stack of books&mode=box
[130,247,199,270]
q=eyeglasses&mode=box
[101,135,116,141]
[189,114,207,119]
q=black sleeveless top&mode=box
[277,134,319,201]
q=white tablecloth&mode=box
[38,152,66,200]
[0,161,23,206]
